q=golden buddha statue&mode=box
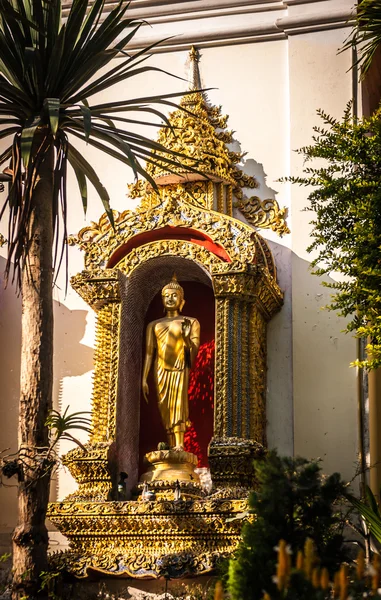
[142,275,200,449]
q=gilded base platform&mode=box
[47,497,248,579]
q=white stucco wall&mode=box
[0,0,358,536]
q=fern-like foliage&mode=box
[281,103,381,370]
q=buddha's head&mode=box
[161,274,185,312]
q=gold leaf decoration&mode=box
[236,196,290,237]
[127,179,147,199]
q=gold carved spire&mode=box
[128,46,290,236]
[188,46,202,92]
[145,47,236,185]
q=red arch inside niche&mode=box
[106,226,231,267]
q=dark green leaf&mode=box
[67,143,114,227]
[43,98,60,136]
[79,102,91,142]
[71,158,88,215]
[20,116,41,168]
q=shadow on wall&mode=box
[228,130,283,213]
[51,301,94,502]
[0,255,94,530]
[242,157,279,201]
[266,244,357,483]
[288,252,357,481]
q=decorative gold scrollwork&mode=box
[236,196,290,237]
[68,187,262,271]
[116,240,222,275]
[47,497,249,578]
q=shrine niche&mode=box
[48,48,284,579]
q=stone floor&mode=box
[0,568,216,599]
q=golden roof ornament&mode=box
[126,46,290,236]
[145,48,236,185]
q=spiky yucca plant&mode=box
[0,1,199,597]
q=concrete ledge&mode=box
[111,7,353,53]
[124,22,285,54]
[276,8,354,34]
[62,0,354,50]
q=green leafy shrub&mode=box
[227,452,347,600]
[282,105,381,369]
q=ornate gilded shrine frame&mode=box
[48,184,283,578]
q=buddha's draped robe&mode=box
[152,317,200,431]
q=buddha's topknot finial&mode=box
[161,274,184,298]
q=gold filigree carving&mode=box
[183,180,213,209]
[211,262,282,316]
[146,93,237,185]
[232,170,258,198]
[50,548,233,579]
[206,104,228,130]
[67,211,122,250]
[62,443,113,502]
[127,179,147,199]
[214,297,228,439]
[126,179,161,211]
[70,269,120,310]
[49,497,248,517]
[117,240,222,276]
[228,150,246,165]
[236,196,290,237]
[211,265,282,452]
[216,130,233,144]
[134,480,204,500]
[250,307,267,444]
[47,497,248,578]
[208,438,265,489]
[91,303,120,441]
[69,187,261,270]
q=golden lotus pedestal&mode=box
[142,448,199,483]
[137,448,202,500]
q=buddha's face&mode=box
[162,288,183,311]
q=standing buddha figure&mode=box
[142,275,200,449]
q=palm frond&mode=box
[46,407,92,450]
[0,0,206,287]
[343,0,381,77]
[347,486,381,543]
